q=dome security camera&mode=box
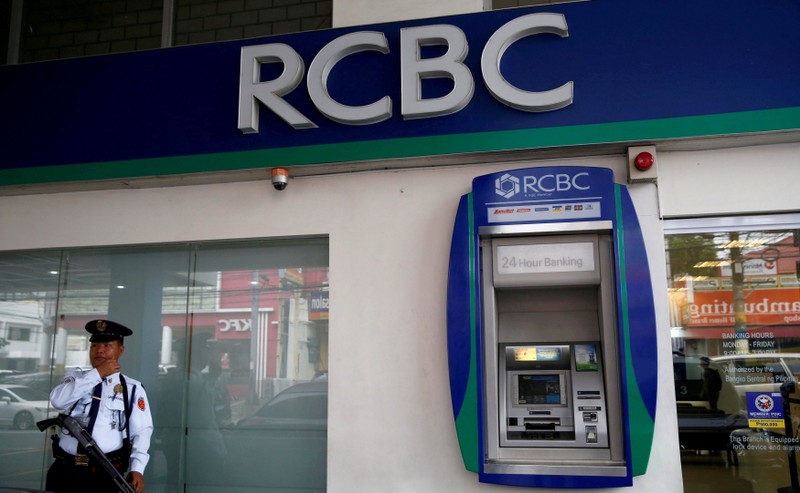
[271,168,289,191]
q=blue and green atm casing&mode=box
[447,166,657,488]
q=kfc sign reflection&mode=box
[219,319,252,332]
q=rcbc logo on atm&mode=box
[495,174,520,198]
[495,171,590,199]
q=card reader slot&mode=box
[523,418,560,431]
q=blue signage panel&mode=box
[1,0,799,184]
[471,167,617,229]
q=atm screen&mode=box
[517,374,564,405]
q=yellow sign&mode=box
[748,419,785,429]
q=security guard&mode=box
[46,320,154,493]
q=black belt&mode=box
[54,446,129,469]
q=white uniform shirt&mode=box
[50,368,154,474]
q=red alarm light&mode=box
[634,151,654,171]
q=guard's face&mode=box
[90,340,125,367]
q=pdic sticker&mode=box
[747,392,785,429]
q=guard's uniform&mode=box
[45,320,154,493]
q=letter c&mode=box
[481,13,573,112]
[308,31,392,125]
[538,174,555,192]
[572,172,590,190]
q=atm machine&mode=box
[447,166,657,488]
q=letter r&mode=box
[238,43,318,133]
[307,31,392,125]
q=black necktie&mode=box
[86,382,102,434]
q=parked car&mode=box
[221,380,328,490]
[674,352,800,462]
[711,353,800,412]
[0,371,60,395]
[0,384,55,430]
[674,353,800,412]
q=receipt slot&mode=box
[447,166,658,488]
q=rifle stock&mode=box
[38,415,136,493]
[37,417,59,432]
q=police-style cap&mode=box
[86,319,132,343]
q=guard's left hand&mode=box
[128,471,145,493]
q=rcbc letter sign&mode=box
[238,13,573,134]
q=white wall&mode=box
[0,155,682,492]
[332,0,485,27]
[658,142,800,218]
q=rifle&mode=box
[37,415,136,493]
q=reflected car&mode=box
[0,372,60,395]
[674,353,800,412]
[711,353,800,412]
[674,352,800,463]
[0,384,55,430]
[222,380,327,491]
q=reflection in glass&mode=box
[0,239,328,491]
[0,251,63,490]
[178,242,330,492]
[668,227,800,493]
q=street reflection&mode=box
[221,377,328,490]
[669,228,800,493]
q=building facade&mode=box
[1,0,799,492]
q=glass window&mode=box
[255,391,328,420]
[7,385,49,402]
[8,326,32,341]
[0,238,329,492]
[178,240,329,492]
[0,250,63,486]
[667,215,800,493]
